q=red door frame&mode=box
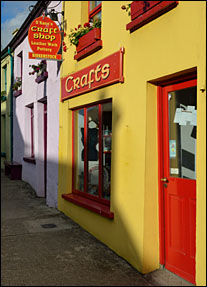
[157,85,165,265]
[157,78,197,282]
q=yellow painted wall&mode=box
[1,54,12,169]
[59,1,206,285]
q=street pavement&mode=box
[1,171,194,286]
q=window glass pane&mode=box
[74,109,85,191]
[87,105,99,196]
[102,102,112,199]
[91,10,101,22]
[168,86,197,179]
[73,102,112,202]
[89,1,102,11]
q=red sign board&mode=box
[61,48,124,101]
[28,16,62,60]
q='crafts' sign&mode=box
[61,48,124,101]
[28,16,62,60]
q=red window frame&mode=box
[72,100,111,206]
[88,1,102,21]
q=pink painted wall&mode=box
[13,1,62,207]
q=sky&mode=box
[1,1,37,51]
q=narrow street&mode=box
[1,171,194,286]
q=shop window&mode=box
[63,101,114,219]
[74,100,112,200]
[23,104,36,164]
[88,1,102,22]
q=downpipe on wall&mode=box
[8,46,13,162]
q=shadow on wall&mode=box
[11,84,159,276]
[12,89,59,208]
[57,89,158,274]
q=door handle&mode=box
[161,177,168,182]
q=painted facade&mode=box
[58,1,206,286]
[1,51,12,169]
[11,1,62,207]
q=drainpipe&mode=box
[8,46,13,162]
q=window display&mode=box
[73,101,112,203]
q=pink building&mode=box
[12,1,62,207]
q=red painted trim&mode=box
[20,53,23,79]
[74,39,102,61]
[98,104,102,198]
[74,189,110,206]
[157,77,197,269]
[4,161,22,180]
[157,86,165,265]
[153,71,197,87]
[13,90,22,97]
[62,49,124,101]
[17,51,23,80]
[162,79,197,285]
[162,79,197,181]
[31,107,34,158]
[163,79,197,95]
[84,108,88,193]
[72,111,75,192]
[126,1,178,33]
[71,100,112,206]
[23,157,36,164]
[4,161,22,167]
[44,104,47,198]
[119,47,125,83]
[76,28,101,53]
[130,1,161,21]
[35,71,48,83]
[62,193,114,219]
[62,76,121,102]
[88,2,102,21]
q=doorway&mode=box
[158,79,197,284]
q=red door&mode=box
[160,79,197,284]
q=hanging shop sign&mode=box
[28,16,62,60]
[61,47,124,101]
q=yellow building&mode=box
[58,1,206,285]
[1,49,13,169]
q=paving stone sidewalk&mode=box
[1,171,194,286]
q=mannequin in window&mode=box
[81,119,98,161]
